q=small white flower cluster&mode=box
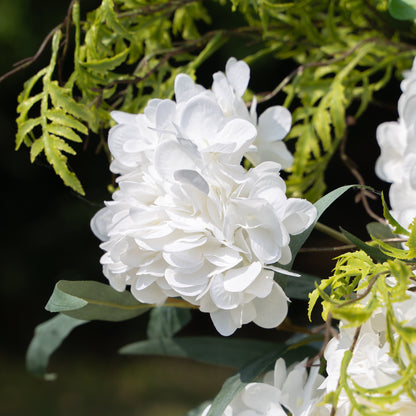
[322,289,416,415]
[202,357,328,416]
[91,58,317,336]
[376,58,416,229]
[202,285,416,415]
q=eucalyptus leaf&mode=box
[147,306,191,339]
[186,401,212,416]
[388,0,416,20]
[274,272,321,300]
[367,222,403,249]
[45,280,151,321]
[340,227,390,263]
[26,314,86,379]
[288,184,363,268]
[120,336,280,368]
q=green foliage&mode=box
[232,0,416,200]
[308,214,416,413]
[26,314,86,379]
[14,0,222,193]
[120,336,281,368]
[46,280,151,321]
[147,306,191,339]
[206,343,317,416]
[12,0,416,196]
[388,0,416,20]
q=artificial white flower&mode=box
[201,358,327,416]
[176,57,294,168]
[376,57,416,229]
[92,60,317,336]
[322,291,416,416]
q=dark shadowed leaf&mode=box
[147,306,192,339]
[120,336,280,368]
[340,227,390,263]
[26,314,86,379]
[275,272,321,299]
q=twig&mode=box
[0,25,61,84]
[58,0,78,85]
[306,313,338,367]
[330,325,362,416]
[314,222,351,245]
[299,238,408,253]
[253,37,380,106]
[340,116,386,223]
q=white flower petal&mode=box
[225,57,250,97]
[131,281,167,305]
[210,274,243,309]
[258,106,292,142]
[90,207,112,241]
[283,198,317,235]
[242,384,285,414]
[111,110,138,124]
[223,262,262,292]
[179,95,223,145]
[210,309,239,336]
[154,140,198,180]
[253,282,288,328]
[174,169,210,194]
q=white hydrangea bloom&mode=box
[91,59,317,336]
[322,289,416,415]
[201,358,327,416]
[376,58,416,229]
[176,57,294,168]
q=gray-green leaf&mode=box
[26,314,86,379]
[45,280,151,321]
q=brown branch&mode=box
[0,25,62,84]
[253,37,380,106]
[340,116,386,223]
[299,238,408,253]
[58,0,78,85]
[306,313,338,367]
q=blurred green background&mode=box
[0,1,396,415]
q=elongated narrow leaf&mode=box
[120,336,280,368]
[186,401,212,416]
[147,307,191,339]
[382,193,410,236]
[367,222,403,249]
[340,227,390,263]
[288,184,362,268]
[26,314,86,379]
[274,272,321,300]
[45,280,151,321]
[388,0,416,20]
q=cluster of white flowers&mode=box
[91,58,317,336]
[202,283,416,416]
[202,357,327,416]
[376,58,416,229]
[322,290,416,415]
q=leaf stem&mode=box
[314,222,351,245]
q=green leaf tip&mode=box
[45,280,151,322]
